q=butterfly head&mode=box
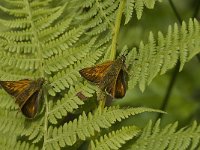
[37,78,45,86]
[120,55,126,63]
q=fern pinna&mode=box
[0,0,200,150]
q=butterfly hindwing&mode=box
[79,61,113,84]
[104,69,126,98]
[21,90,42,118]
[114,70,127,98]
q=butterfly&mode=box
[79,55,128,98]
[0,78,44,119]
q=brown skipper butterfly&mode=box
[79,55,127,98]
[0,78,44,118]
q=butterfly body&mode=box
[79,56,127,98]
[0,78,44,118]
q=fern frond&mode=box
[48,48,104,94]
[78,0,119,35]
[129,120,200,150]
[124,0,162,23]
[21,117,44,143]
[124,0,135,24]
[128,19,200,91]
[30,0,52,8]
[2,41,37,53]
[46,107,164,148]
[0,108,44,144]
[0,109,24,135]
[0,91,17,109]
[48,83,95,124]
[39,17,72,43]
[0,18,31,29]
[44,38,97,74]
[32,7,60,20]
[0,52,40,70]
[0,29,33,41]
[0,0,74,78]
[90,126,140,150]
[0,5,27,17]
[35,4,67,30]
[0,65,40,80]
[42,26,85,58]
[0,133,39,150]
[1,0,25,7]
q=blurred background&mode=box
[114,0,200,128]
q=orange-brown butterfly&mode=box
[79,55,128,98]
[0,78,44,119]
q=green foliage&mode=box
[0,133,39,150]
[0,0,199,149]
[124,0,162,23]
[46,107,163,148]
[90,126,140,150]
[129,120,200,150]
[128,19,200,92]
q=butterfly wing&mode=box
[16,79,44,109]
[0,79,31,97]
[114,70,127,98]
[0,79,44,113]
[79,61,113,84]
[105,69,127,98]
[21,90,42,118]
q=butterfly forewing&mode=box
[79,61,113,84]
[0,79,31,97]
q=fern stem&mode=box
[157,61,180,119]
[25,0,45,78]
[160,0,200,120]
[157,0,182,119]
[110,0,125,60]
[25,0,48,149]
[158,0,200,118]
[168,0,182,24]
[43,89,49,150]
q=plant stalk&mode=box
[157,0,182,119]
[110,0,125,60]
[99,0,125,108]
[43,89,49,150]
[157,61,180,119]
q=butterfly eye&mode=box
[121,55,126,63]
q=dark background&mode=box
[114,0,200,128]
